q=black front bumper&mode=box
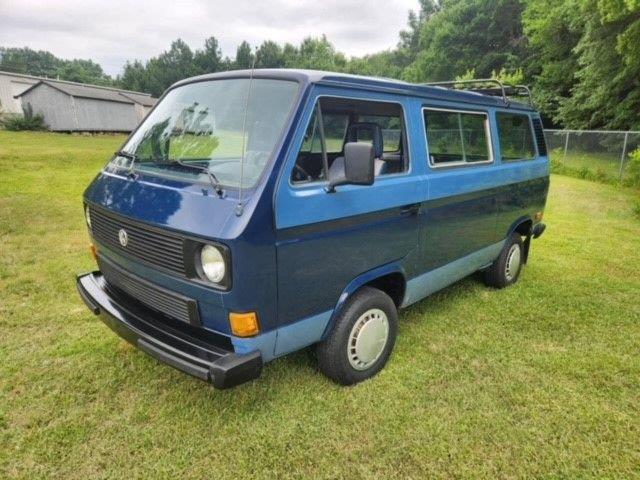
[76,271,262,389]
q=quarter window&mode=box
[497,113,536,161]
[300,112,349,154]
[424,109,491,166]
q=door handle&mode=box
[400,203,420,215]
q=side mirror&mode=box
[327,142,375,192]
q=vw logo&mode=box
[118,229,129,247]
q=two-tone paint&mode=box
[82,69,548,369]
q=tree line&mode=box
[1,0,638,130]
[0,47,112,86]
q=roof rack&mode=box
[423,78,533,106]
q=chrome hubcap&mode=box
[347,308,389,370]
[505,244,521,282]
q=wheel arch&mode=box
[320,262,406,341]
[507,216,533,262]
[508,216,533,237]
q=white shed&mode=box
[0,71,156,132]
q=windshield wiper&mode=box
[166,159,225,198]
[115,150,139,178]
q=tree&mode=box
[195,36,223,74]
[119,60,150,93]
[282,43,300,67]
[297,36,341,71]
[0,46,112,85]
[255,41,284,68]
[55,59,111,85]
[397,0,442,66]
[558,0,640,130]
[524,0,640,129]
[346,51,404,79]
[235,41,254,69]
[0,47,60,77]
[522,0,583,126]
[403,0,528,82]
[145,39,197,96]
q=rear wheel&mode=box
[316,286,397,385]
[484,233,524,288]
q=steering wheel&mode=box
[293,164,311,181]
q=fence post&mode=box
[618,132,629,180]
[563,130,570,164]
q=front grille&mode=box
[99,256,199,325]
[532,118,548,157]
[89,206,185,276]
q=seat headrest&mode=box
[345,122,383,158]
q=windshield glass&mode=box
[109,78,299,188]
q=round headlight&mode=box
[200,245,225,283]
[85,206,91,228]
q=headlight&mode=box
[200,245,226,283]
[85,206,91,228]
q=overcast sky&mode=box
[0,0,420,76]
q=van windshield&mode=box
[109,78,299,188]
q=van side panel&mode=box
[494,163,550,238]
[274,88,425,328]
[271,89,549,355]
[275,199,419,326]
[418,166,500,271]
[417,104,549,275]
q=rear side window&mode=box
[497,113,536,161]
[424,109,491,166]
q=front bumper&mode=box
[76,271,262,389]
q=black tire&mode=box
[316,286,398,386]
[484,233,524,289]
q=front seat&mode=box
[328,122,386,178]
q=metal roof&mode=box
[3,70,156,105]
[118,91,156,107]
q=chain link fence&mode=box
[544,129,640,183]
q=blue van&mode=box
[77,70,548,388]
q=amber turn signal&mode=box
[229,312,260,337]
[534,211,544,222]
[89,243,98,262]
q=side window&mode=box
[300,111,349,154]
[424,109,491,166]
[292,98,408,184]
[360,115,402,153]
[497,113,536,161]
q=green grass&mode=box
[1,131,640,479]
[549,148,635,184]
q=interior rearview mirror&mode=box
[326,142,375,192]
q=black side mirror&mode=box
[327,142,375,192]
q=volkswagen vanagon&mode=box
[77,70,548,388]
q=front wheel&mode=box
[484,233,524,288]
[316,287,398,386]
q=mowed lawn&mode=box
[1,131,639,479]
[549,148,629,181]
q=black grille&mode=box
[99,256,199,325]
[89,207,185,276]
[532,118,548,157]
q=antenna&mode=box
[236,51,257,217]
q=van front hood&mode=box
[84,170,249,241]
